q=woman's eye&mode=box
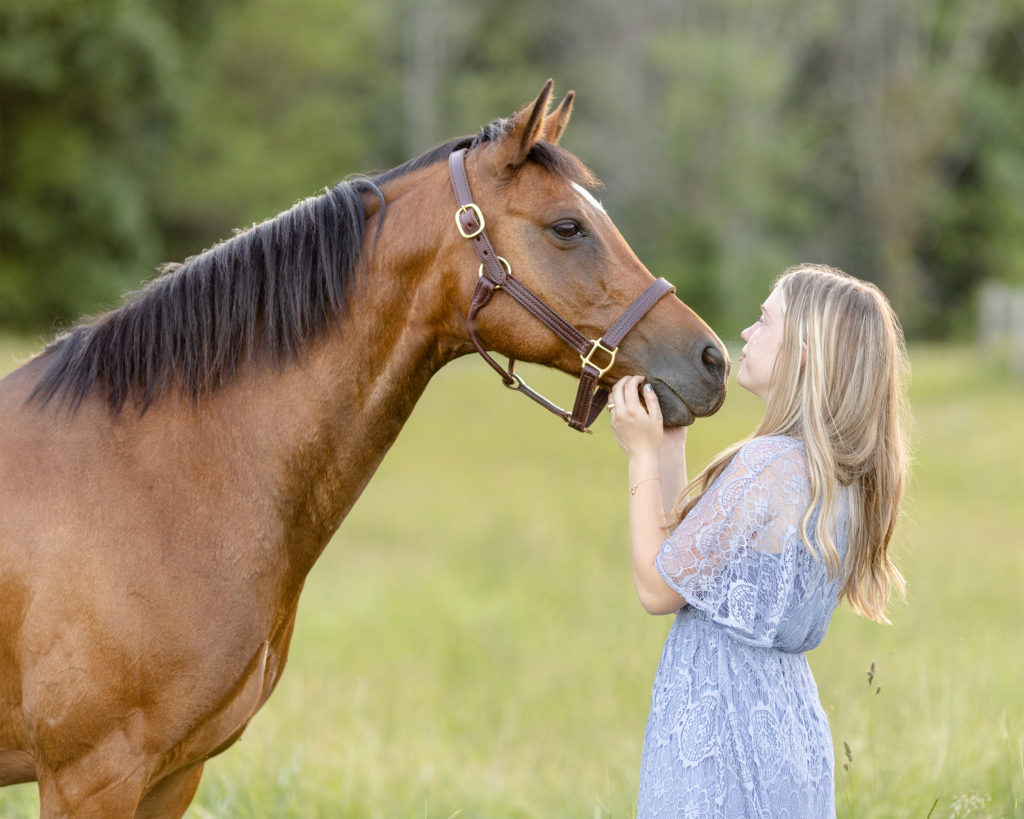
[552,220,583,239]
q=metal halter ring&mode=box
[478,256,511,287]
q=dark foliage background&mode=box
[2,0,1022,340]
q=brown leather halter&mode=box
[449,148,675,432]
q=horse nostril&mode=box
[701,343,726,381]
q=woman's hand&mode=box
[609,375,663,462]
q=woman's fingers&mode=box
[611,375,637,419]
[612,376,662,430]
[643,382,663,427]
[609,376,665,458]
[612,375,654,417]
[610,375,628,409]
[619,375,644,413]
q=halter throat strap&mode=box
[449,148,674,432]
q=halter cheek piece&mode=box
[449,148,675,432]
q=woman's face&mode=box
[738,289,786,401]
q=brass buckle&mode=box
[580,338,618,379]
[478,256,511,288]
[456,203,485,239]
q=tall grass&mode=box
[0,338,1021,817]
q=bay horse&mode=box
[0,81,727,817]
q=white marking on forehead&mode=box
[571,182,606,215]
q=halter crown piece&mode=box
[449,148,675,432]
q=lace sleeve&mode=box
[655,436,813,647]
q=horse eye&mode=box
[552,220,583,239]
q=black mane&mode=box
[29,118,596,414]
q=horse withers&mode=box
[0,81,727,817]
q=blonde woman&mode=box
[609,265,909,817]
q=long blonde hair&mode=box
[673,265,910,623]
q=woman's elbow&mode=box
[636,584,687,616]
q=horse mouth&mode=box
[651,379,696,427]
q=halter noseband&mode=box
[449,148,674,432]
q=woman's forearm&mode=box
[628,454,686,615]
[658,428,688,515]
[610,376,688,615]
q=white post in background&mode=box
[402,0,443,156]
[1010,288,1024,378]
[978,281,1024,377]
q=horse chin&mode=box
[650,380,695,428]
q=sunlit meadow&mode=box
[1,337,1021,817]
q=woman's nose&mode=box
[740,324,753,341]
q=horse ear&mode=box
[497,79,554,171]
[541,90,574,146]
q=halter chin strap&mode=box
[449,148,675,432]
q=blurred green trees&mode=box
[1,0,1021,338]
[0,0,227,331]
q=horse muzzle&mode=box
[648,339,729,427]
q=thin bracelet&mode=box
[630,476,660,496]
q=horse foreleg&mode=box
[36,760,150,819]
[134,763,205,819]
[36,760,204,819]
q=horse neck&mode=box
[229,163,470,579]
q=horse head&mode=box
[447,81,727,427]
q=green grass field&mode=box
[0,337,1021,818]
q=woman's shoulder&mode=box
[728,435,810,491]
[736,434,805,467]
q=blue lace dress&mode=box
[638,435,847,818]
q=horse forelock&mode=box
[524,142,600,191]
[28,118,600,416]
